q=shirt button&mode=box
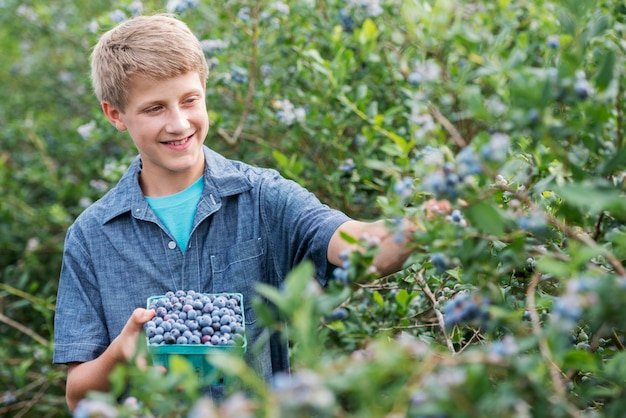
[168,241,177,250]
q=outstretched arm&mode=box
[65,308,155,411]
[328,219,417,278]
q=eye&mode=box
[145,105,162,114]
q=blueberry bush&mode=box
[1,0,625,417]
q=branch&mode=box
[499,183,626,276]
[414,270,456,354]
[428,103,466,148]
[0,312,48,346]
[222,2,260,145]
[526,270,580,418]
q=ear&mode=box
[102,101,127,131]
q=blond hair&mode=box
[91,14,209,111]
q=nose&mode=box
[165,106,191,134]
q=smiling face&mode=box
[102,72,209,196]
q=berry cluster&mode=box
[145,290,245,347]
[441,291,490,329]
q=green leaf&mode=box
[255,283,288,313]
[464,201,505,236]
[536,255,571,278]
[594,48,616,91]
[562,349,599,373]
[553,181,626,218]
[395,289,410,310]
[360,19,378,45]
[373,291,384,308]
[603,351,626,382]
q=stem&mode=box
[221,1,260,145]
[0,312,48,346]
[526,271,580,418]
[428,103,466,148]
[414,270,456,354]
[499,183,626,276]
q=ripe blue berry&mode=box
[147,290,245,347]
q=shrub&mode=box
[1,0,624,417]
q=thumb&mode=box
[132,307,156,326]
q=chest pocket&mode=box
[210,236,265,327]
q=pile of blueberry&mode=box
[145,290,245,347]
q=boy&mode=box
[53,13,416,412]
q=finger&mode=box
[131,307,156,326]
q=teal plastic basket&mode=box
[145,292,247,383]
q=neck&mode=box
[140,165,204,197]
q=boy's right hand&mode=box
[112,308,156,364]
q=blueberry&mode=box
[431,252,449,273]
[189,335,201,344]
[176,336,188,345]
[198,316,211,328]
[214,297,226,309]
[547,35,560,49]
[232,334,245,345]
[150,335,164,344]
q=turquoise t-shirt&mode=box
[145,176,204,253]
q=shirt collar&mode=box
[100,146,252,224]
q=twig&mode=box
[414,270,456,354]
[222,2,260,145]
[0,312,48,346]
[613,329,625,351]
[14,380,50,418]
[428,103,466,148]
[526,270,580,418]
[499,183,626,276]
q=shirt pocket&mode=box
[210,236,265,327]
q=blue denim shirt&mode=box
[53,146,350,382]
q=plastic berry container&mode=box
[145,291,247,383]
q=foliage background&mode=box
[1,0,625,417]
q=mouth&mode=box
[162,134,193,146]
